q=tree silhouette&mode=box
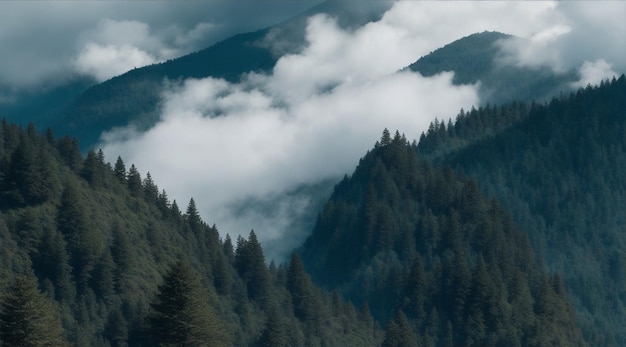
[0,272,68,347]
[148,261,229,346]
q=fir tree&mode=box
[114,156,126,182]
[148,261,229,346]
[0,272,68,347]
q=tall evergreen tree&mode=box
[287,252,317,322]
[127,164,142,197]
[235,231,271,305]
[113,156,126,182]
[147,261,229,346]
[57,181,102,291]
[0,272,68,347]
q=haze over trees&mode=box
[0,10,623,343]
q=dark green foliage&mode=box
[81,149,107,187]
[147,261,230,346]
[113,156,126,182]
[126,164,142,197]
[0,129,61,207]
[235,231,271,305]
[422,75,626,345]
[0,271,69,347]
[300,129,585,346]
[382,311,418,347]
[287,253,318,322]
[0,119,382,346]
[408,31,578,105]
[57,181,103,292]
[258,308,288,347]
[143,172,159,202]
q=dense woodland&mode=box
[301,130,584,346]
[0,71,622,346]
[417,75,626,346]
[0,120,382,346]
[408,31,578,105]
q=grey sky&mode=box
[0,1,320,89]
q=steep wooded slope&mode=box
[300,131,585,346]
[409,31,578,105]
[0,119,382,346]
[419,75,626,346]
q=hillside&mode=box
[55,29,276,149]
[300,130,585,346]
[0,119,383,346]
[417,75,626,346]
[408,31,578,105]
[52,0,391,150]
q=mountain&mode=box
[417,75,626,346]
[0,119,383,346]
[50,0,391,150]
[408,31,578,105]
[0,76,94,128]
[54,29,276,149]
[299,130,585,346]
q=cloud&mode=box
[495,1,626,81]
[100,11,481,262]
[74,43,157,82]
[0,1,318,89]
[97,1,625,262]
[73,19,173,82]
[570,59,618,89]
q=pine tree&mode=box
[235,231,271,305]
[82,150,104,187]
[147,261,229,346]
[258,307,288,347]
[381,310,418,347]
[127,164,142,197]
[114,156,126,182]
[143,172,159,202]
[0,272,68,347]
[57,181,102,291]
[185,198,202,234]
[287,252,317,322]
[381,128,392,147]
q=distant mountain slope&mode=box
[54,0,391,150]
[56,29,276,149]
[418,75,626,346]
[0,76,94,128]
[408,31,578,105]
[299,130,585,346]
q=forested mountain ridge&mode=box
[300,130,586,346]
[56,29,276,149]
[52,0,391,150]
[408,31,578,105]
[417,75,626,346]
[0,119,383,346]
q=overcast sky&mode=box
[3,1,624,262]
[0,1,320,90]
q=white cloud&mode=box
[74,43,157,82]
[99,1,626,262]
[571,59,618,89]
[495,1,626,76]
[0,2,317,89]
[73,19,175,82]
[100,11,481,262]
